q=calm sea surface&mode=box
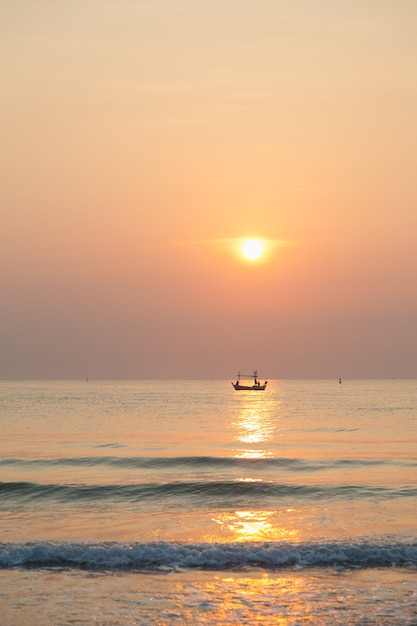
[1,379,416,624]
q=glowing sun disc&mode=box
[241,239,264,260]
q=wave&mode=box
[2,480,416,504]
[1,540,416,571]
[1,455,416,470]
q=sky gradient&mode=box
[2,0,417,379]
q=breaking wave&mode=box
[1,540,416,571]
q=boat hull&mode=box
[232,383,267,391]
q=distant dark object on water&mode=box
[232,370,268,391]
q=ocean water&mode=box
[1,379,416,625]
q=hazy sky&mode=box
[2,0,417,379]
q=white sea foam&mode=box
[1,540,416,570]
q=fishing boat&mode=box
[232,370,268,391]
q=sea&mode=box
[1,379,416,625]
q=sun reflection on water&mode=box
[211,510,299,542]
[236,448,272,459]
[206,390,301,545]
[232,392,278,459]
[180,573,313,624]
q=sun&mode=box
[241,239,264,261]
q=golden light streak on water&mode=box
[232,396,278,458]
[211,510,300,542]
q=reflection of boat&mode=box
[232,370,268,391]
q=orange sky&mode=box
[1,0,417,379]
